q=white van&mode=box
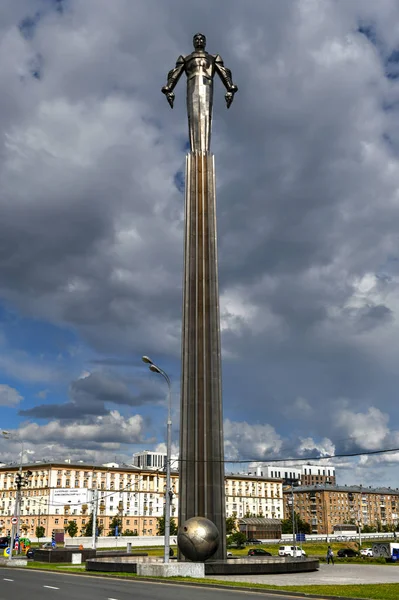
[278,545,307,557]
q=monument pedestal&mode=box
[179,151,226,560]
[137,562,204,578]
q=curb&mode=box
[2,565,372,600]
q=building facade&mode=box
[0,462,283,538]
[283,485,399,534]
[248,464,336,486]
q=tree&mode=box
[281,511,311,535]
[157,516,178,536]
[226,515,237,535]
[81,514,104,537]
[108,516,122,536]
[35,525,45,543]
[362,524,376,533]
[64,520,78,538]
[122,529,138,536]
[227,531,246,548]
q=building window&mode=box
[55,519,59,524]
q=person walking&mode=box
[327,546,334,565]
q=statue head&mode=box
[193,33,206,50]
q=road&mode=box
[0,568,318,600]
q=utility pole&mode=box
[291,484,296,558]
[9,469,32,560]
[91,489,99,550]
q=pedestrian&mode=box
[327,546,334,565]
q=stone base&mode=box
[0,558,28,567]
[137,562,204,578]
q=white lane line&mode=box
[3,578,13,582]
[43,585,59,590]
[108,598,119,600]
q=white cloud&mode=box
[224,419,282,461]
[335,406,390,450]
[0,384,23,407]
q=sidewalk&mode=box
[208,563,399,585]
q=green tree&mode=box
[64,520,78,538]
[361,524,376,533]
[108,516,122,536]
[81,514,104,537]
[226,515,237,535]
[35,525,45,543]
[227,531,246,548]
[281,511,311,535]
[157,516,178,536]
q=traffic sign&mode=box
[3,547,10,557]
[11,517,18,525]
[296,533,306,542]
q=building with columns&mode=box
[0,462,283,538]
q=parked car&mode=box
[279,545,307,557]
[360,547,373,557]
[41,542,54,549]
[248,548,272,557]
[337,548,359,557]
[0,536,10,549]
[26,548,36,559]
[227,551,233,557]
[246,538,262,545]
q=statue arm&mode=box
[214,54,238,108]
[162,56,185,108]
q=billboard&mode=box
[50,488,89,506]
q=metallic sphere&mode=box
[177,516,220,562]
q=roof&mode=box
[283,484,399,495]
[238,517,282,525]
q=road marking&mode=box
[3,578,13,582]
[43,586,59,590]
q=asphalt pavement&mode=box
[0,568,318,600]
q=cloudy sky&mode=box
[2,0,399,486]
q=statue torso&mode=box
[184,51,215,81]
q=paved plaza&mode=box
[208,563,399,586]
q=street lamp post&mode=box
[142,356,172,564]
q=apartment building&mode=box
[283,485,399,535]
[0,462,283,538]
[248,464,336,486]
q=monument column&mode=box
[162,33,237,562]
[179,151,226,559]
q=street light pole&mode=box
[2,431,24,560]
[142,356,172,564]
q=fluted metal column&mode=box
[179,151,226,561]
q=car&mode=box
[246,538,262,545]
[360,547,373,557]
[41,542,54,549]
[26,548,36,559]
[227,551,233,557]
[337,548,359,557]
[248,548,272,556]
[278,545,307,557]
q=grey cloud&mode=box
[19,371,163,420]
[2,0,399,479]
